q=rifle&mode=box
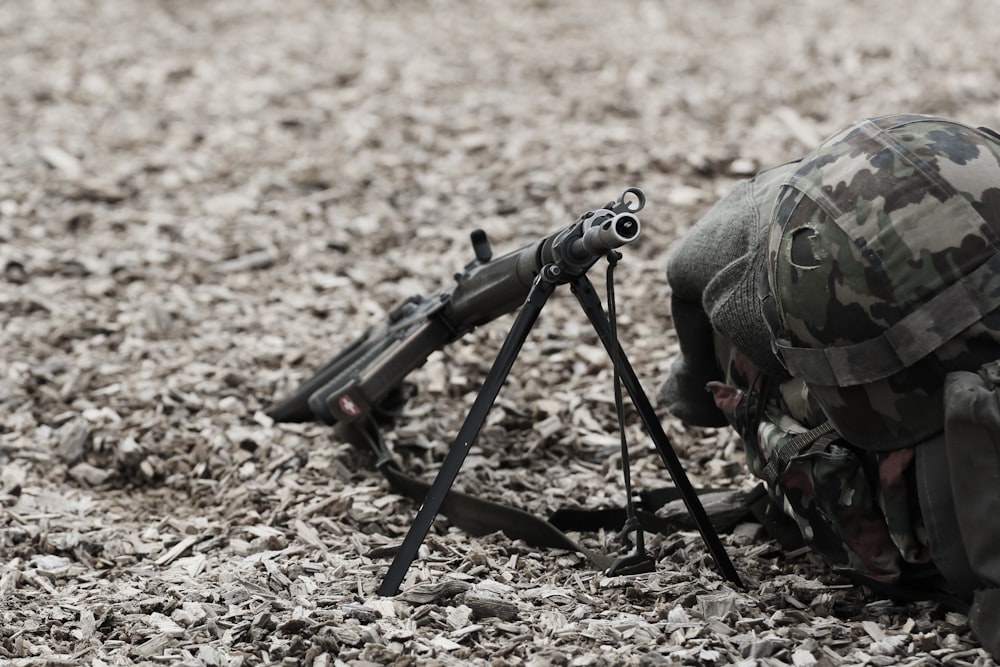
[268,187,741,593]
[268,189,645,426]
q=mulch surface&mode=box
[3,1,1000,665]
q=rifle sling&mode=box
[378,458,616,571]
[336,416,755,571]
[336,418,615,570]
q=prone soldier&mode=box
[660,113,1000,657]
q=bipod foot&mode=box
[605,519,656,576]
[605,548,656,576]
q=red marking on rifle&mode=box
[338,394,361,417]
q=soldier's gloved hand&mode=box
[659,357,728,427]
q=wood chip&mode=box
[154,535,202,566]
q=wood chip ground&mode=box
[2,0,1000,665]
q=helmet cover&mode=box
[767,114,1000,449]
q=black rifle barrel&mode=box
[445,210,641,329]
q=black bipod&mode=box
[377,260,741,597]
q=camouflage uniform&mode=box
[709,334,931,584]
[661,114,1000,654]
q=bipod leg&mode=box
[378,270,559,596]
[569,275,742,586]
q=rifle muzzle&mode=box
[571,211,642,260]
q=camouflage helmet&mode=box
[764,114,1000,450]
